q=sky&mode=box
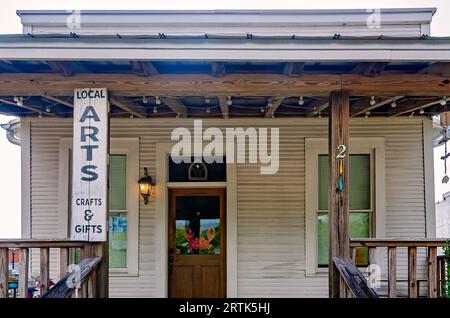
[0,0,450,237]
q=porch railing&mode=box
[0,239,104,298]
[350,238,449,298]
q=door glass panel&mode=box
[175,195,221,255]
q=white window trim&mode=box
[305,137,385,276]
[58,137,140,276]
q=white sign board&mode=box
[71,88,109,241]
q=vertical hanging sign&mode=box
[71,88,109,241]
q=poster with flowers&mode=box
[176,219,220,255]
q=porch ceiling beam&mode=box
[129,61,159,76]
[390,98,445,117]
[1,73,450,96]
[306,98,329,117]
[41,94,73,108]
[217,96,229,118]
[109,97,147,118]
[265,97,285,118]
[351,96,403,117]
[283,62,305,77]
[0,98,58,117]
[160,97,188,117]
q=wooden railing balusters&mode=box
[368,247,377,266]
[0,247,8,298]
[40,247,50,294]
[408,247,418,298]
[427,247,438,298]
[19,248,29,298]
[387,246,397,298]
[60,247,69,279]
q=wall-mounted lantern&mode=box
[138,167,154,205]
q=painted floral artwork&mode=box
[176,219,220,254]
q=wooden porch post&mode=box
[328,90,350,298]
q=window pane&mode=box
[109,212,128,268]
[318,154,371,210]
[317,212,370,267]
[109,155,127,211]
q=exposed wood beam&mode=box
[0,61,20,73]
[109,97,147,118]
[129,61,159,76]
[264,97,285,118]
[417,62,450,77]
[1,73,450,97]
[217,96,229,118]
[351,96,403,117]
[41,94,73,108]
[160,97,188,117]
[350,62,387,76]
[390,98,445,117]
[45,61,74,77]
[211,62,225,78]
[0,98,58,117]
[328,90,350,298]
[283,62,305,77]
[306,98,329,117]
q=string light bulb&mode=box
[205,98,211,104]
[155,96,161,105]
[38,112,43,119]
[260,107,265,113]
[45,105,51,113]
[391,100,397,108]
[318,112,322,118]
[409,112,414,118]
[226,96,232,106]
[440,97,447,106]
[206,108,211,114]
[298,96,304,106]
[419,108,425,115]
[365,111,371,118]
[153,107,158,114]
[370,96,376,106]
[142,96,148,104]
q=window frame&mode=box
[58,138,140,276]
[305,137,386,276]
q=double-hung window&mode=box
[305,138,385,275]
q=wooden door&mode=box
[168,188,226,298]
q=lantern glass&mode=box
[139,182,151,196]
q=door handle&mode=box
[168,254,175,275]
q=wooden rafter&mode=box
[0,61,20,73]
[264,97,285,118]
[217,96,229,118]
[160,97,188,117]
[350,62,387,76]
[45,61,74,77]
[41,94,73,108]
[109,97,147,118]
[211,62,225,77]
[417,62,450,77]
[0,98,58,117]
[283,62,304,77]
[306,98,329,117]
[351,96,403,117]
[390,98,444,117]
[129,61,158,76]
[1,73,450,97]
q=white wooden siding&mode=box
[28,117,427,297]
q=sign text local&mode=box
[71,88,109,241]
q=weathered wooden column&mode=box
[328,90,350,298]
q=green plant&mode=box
[441,240,450,298]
